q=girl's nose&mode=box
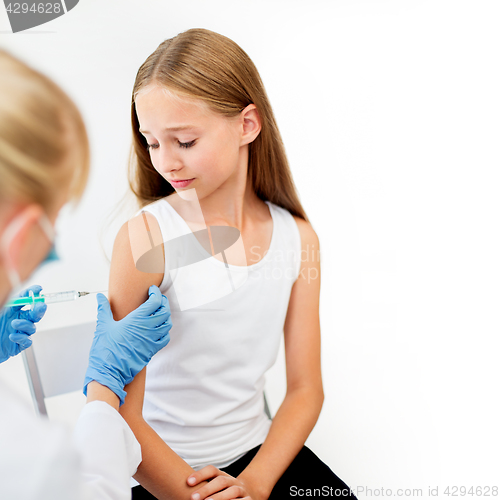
[156,147,183,175]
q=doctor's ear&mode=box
[1,204,45,270]
[239,104,261,146]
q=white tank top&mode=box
[138,198,301,471]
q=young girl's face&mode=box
[135,85,243,198]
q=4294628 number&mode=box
[444,486,498,496]
[5,3,62,14]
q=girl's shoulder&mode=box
[129,197,177,237]
[266,201,316,242]
[134,196,172,216]
[293,215,318,248]
[124,202,166,275]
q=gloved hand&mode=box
[83,285,172,406]
[0,285,47,364]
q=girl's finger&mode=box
[204,484,244,500]
[190,474,234,500]
[187,465,228,486]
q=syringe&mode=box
[5,290,94,310]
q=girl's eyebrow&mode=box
[139,125,198,134]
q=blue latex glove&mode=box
[83,285,172,405]
[0,285,47,364]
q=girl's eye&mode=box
[146,140,195,151]
[178,140,196,149]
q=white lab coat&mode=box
[0,381,141,499]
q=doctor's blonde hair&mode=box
[0,49,89,211]
[129,28,308,222]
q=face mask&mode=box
[42,244,59,265]
[0,211,57,293]
[36,212,59,266]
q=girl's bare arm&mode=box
[236,217,324,499]
[109,217,208,499]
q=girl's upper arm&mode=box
[108,211,165,320]
[283,217,323,396]
[108,212,165,414]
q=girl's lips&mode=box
[170,178,195,188]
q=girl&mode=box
[109,28,357,500]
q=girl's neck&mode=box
[201,182,263,230]
[201,144,253,230]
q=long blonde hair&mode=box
[129,28,308,222]
[0,49,90,211]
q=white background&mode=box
[1,1,499,497]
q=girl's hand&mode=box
[187,466,261,500]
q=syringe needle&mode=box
[77,290,107,297]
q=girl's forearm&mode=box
[237,387,324,499]
[126,415,209,499]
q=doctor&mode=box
[0,50,171,498]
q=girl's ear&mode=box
[240,104,261,146]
